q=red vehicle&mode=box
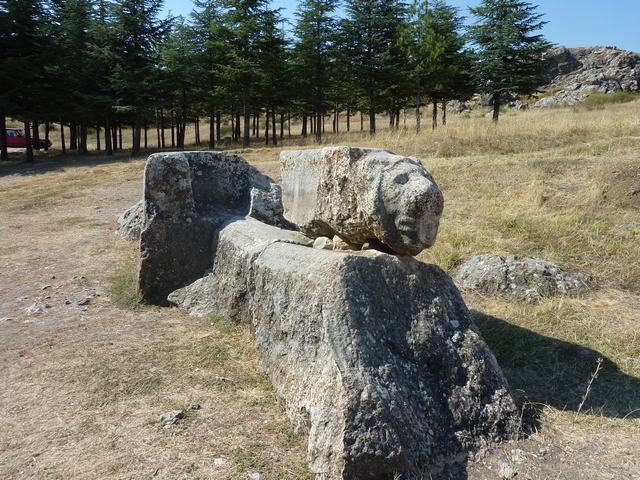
[5,128,51,149]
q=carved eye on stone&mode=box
[394,173,409,185]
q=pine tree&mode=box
[404,0,475,131]
[111,0,170,155]
[87,0,118,155]
[190,0,225,148]
[1,0,48,161]
[0,0,10,160]
[468,0,549,121]
[161,17,199,149]
[221,0,271,147]
[292,0,339,142]
[343,0,407,135]
[256,9,288,145]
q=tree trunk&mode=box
[24,119,33,162]
[492,93,501,122]
[60,120,66,154]
[369,104,376,135]
[416,91,421,133]
[171,115,175,148]
[111,124,117,151]
[44,122,50,151]
[160,110,166,148]
[315,110,322,142]
[360,111,364,131]
[271,109,277,146]
[288,112,291,137]
[265,108,269,145]
[105,117,112,155]
[209,110,215,149]
[216,111,221,142]
[118,124,123,150]
[80,122,88,154]
[280,112,284,140]
[302,113,307,137]
[243,89,250,147]
[132,121,141,156]
[231,112,235,141]
[442,98,447,126]
[144,123,148,149]
[156,110,161,149]
[256,113,259,139]
[32,120,40,150]
[235,112,241,142]
[0,111,8,160]
[96,125,101,151]
[70,120,77,151]
[252,114,256,137]
[195,117,200,145]
[347,106,350,132]
[432,95,438,130]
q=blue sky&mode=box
[163,0,640,52]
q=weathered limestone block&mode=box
[248,183,295,229]
[280,147,444,256]
[138,151,272,304]
[116,200,145,241]
[169,218,520,480]
[456,254,589,302]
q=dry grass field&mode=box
[1,99,639,479]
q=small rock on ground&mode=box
[159,410,184,427]
[498,461,517,479]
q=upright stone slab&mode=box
[280,146,444,256]
[169,218,520,479]
[138,151,272,304]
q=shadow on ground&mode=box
[0,150,145,178]
[473,310,640,420]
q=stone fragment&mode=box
[312,236,333,250]
[249,184,295,229]
[511,448,526,465]
[498,461,517,479]
[169,218,520,479]
[332,235,355,251]
[280,146,444,256]
[159,410,184,427]
[212,458,225,466]
[77,297,91,306]
[116,200,146,241]
[26,303,46,314]
[456,254,589,302]
[138,151,273,304]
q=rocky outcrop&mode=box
[138,151,272,304]
[116,200,145,241]
[280,147,444,256]
[536,45,640,108]
[169,218,520,480]
[456,254,589,302]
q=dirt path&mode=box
[1,153,638,479]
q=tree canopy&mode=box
[0,0,549,159]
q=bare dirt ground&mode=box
[1,104,640,480]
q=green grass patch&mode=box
[111,263,142,310]
[583,91,638,109]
